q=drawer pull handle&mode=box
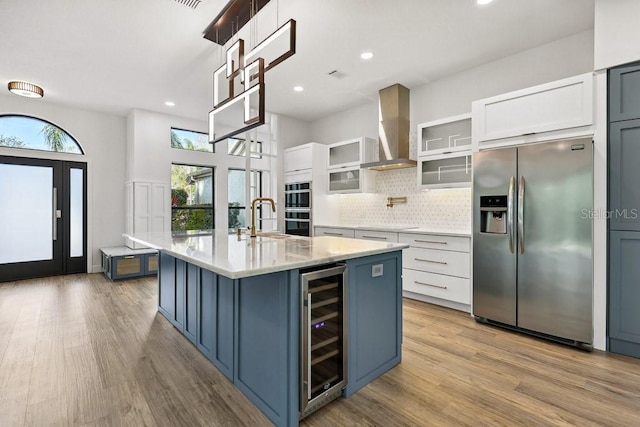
[324,232,343,236]
[361,235,387,240]
[414,280,447,290]
[414,257,447,265]
[123,255,136,259]
[415,239,447,244]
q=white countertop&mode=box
[315,224,471,237]
[124,231,408,279]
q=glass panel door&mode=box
[0,163,54,263]
[0,156,63,280]
[0,156,87,281]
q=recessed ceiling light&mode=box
[293,86,304,92]
[8,81,44,98]
[165,101,175,106]
[477,0,493,4]
[360,51,374,60]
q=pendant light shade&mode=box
[8,81,44,98]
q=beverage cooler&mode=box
[299,264,347,418]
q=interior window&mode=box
[171,164,214,231]
[0,115,83,154]
[227,137,262,159]
[228,168,262,231]
[171,128,212,153]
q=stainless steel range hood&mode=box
[361,83,417,170]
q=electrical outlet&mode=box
[372,264,383,277]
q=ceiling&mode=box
[0,0,595,123]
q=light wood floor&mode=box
[1,274,640,426]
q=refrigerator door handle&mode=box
[507,176,515,253]
[518,176,525,254]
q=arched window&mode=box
[0,115,84,154]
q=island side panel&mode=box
[345,251,403,397]
[184,262,198,344]
[158,251,178,328]
[234,271,300,427]
[198,269,234,380]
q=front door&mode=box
[0,156,87,282]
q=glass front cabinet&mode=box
[417,114,472,189]
[327,137,378,194]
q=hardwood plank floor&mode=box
[1,274,639,426]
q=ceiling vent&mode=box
[174,0,201,9]
[328,70,347,79]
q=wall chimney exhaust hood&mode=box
[361,84,416,171]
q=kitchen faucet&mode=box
[250,197,276,237]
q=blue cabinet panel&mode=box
[609,119,640,231]
[345,252,402,397]
[608,62,640,359]
[197,269,234,379]
[174,259,186,330]
[198,269,216,359]
[184,263,198,344]
[234,271,298,427]
[158,252,176,322]
[609,231,640,357]
[609,63,640,122]
[215,275,234,375]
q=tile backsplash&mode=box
[337,168,471,230]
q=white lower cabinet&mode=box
[400,232,471,310]
[314,227,356,238]
[354,229,399,242]
[402,269,470,305]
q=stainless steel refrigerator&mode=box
[473,138,593,346]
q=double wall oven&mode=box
[285,182,312,236]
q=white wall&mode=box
[0,93,127,273]
[127,109,308,232]
[594,0,640,70]
[411,30,594,124]
[309,102,378,145]
[308,31,594,145]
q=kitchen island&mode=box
[124,231,407,427]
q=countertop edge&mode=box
[178,243,409,279]
[314,224,471,237]
[124,233,408,279]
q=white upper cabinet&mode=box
[417,114,472,157]
[284,143,314,173]
[327,137,378,169]
[417,153,472,189]
[326,137,378,194]
[472,73,594,150]
[327,167,376,194]
[416,114,472,189]
[283,142,327,184]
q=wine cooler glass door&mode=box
[300,264,347,419]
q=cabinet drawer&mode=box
[314,227,355,238]
[402,268,470,304]
[114,255,143,278]
[354,229,398,243]
[399,233,470,252]
[403,247,469,278]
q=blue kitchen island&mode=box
[124,231,407,426]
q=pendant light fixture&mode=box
[8,81,44,99]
